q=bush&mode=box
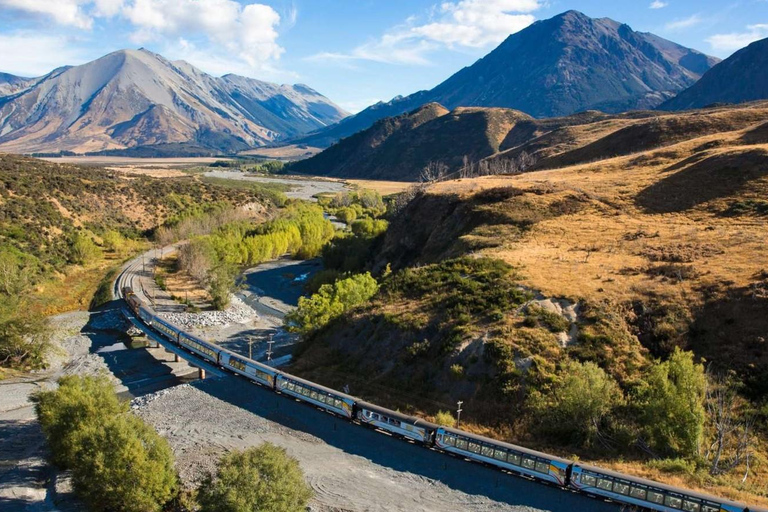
[286,272,379,334]
[197,443,313,512]
[434,410,456,427]
[0,303,50,370]
[74,414,177,512]
[69,232,103,265]
[33,375,178,512]
[523,304,570,333]
[639,348,706,458]
[350,218,388,238]
[528,360,624,447]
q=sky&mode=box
[1,0,767,113]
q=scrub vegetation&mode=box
[0,154,270,371]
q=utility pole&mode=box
[142,254,145,274]
[248,336,254,360]
[266,333,274,361]
[456,401,464,428]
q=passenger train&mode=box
[123,287,766,512]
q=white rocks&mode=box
[159,295,257,329]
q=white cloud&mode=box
[650,1,668,9]
[0,0,285,71]
[308,0,541,66]
[706,24,768,52]
[0,0,93,29]
[664,14,703,31]
[0,32,90,76]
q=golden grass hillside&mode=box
[291,102,768,506]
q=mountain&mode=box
[295,10,718,148]
[660,37,768,111]
[292,96,768,181]
[0,49,347,155]
[290,103,533,180]
[0,72,36,96]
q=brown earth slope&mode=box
[290,103,768,505]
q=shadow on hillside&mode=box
[81,303,188,398]
[635,149,768,213]
[196,376,619,512]
[740,121,768,145]
[689,276,768,398]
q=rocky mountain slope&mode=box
[0,49,347,155]
[660,37,768,111]
[295,10,718,147]
[0,72,35,96]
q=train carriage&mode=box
[276,373,356,419]
[355,401,437,445]
[570,464,747,512]
[152,317,182,344]
[219,349,279,389]
[138,305,155,326]
[178,332,221,364]
[123,288,142,315]
[435,427,570,486]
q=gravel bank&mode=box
[134,377,619,512]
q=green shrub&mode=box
[33,375,127,468]
[197,443,313,512]
[523,304,571,333]
[527,360,624,447]
[33,375,177,512]
[74,414,177,512]
[350,218,388,238]
[449,364,465,380]
[286,272,379,334]
[647,458,697,475]
[335,206,358,224]
[434,410,457,427]
[639,348,706,458]
[69,232,102,265]
[0,304,50,370]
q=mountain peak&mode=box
[661,36,768,111]
[0,48,348,154]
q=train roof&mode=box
[355,400,439,430]
[279,372,357,402]
[438,426,573,465]
[573,462,747,507]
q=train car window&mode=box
[507,453,521,466]
[647,491,665,504]
[493,449,507,461]
[682,500,701,512]
[468,442,481,454]
[535,461,550,474]
[481,446,494,457]
[522,458,536,470]
[629,487,647,500]
[335,399,343,408]
[596,479,613,491]
[580,474,597,487]
[310,391,319,400]
[317,395,326,403]
[444,436,456,447]
[664,495,683,509]
[701,506,719,512]
[613,482,630,495]
[456,439,469,451]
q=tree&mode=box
[69,232,102,265]
[639,349,706,458]
[528,360,623,447]
[33,375,178,512]
[197,443,313,512]
[0,304,50,369]
[73,414,178,512]
[33,374,126,468]
[705,372,754,477]
[286,273,379,334]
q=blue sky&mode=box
[1,0,767,112]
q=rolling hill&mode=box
[660,37,768,111]
[295,10,719,148]
[0,49,348,155]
